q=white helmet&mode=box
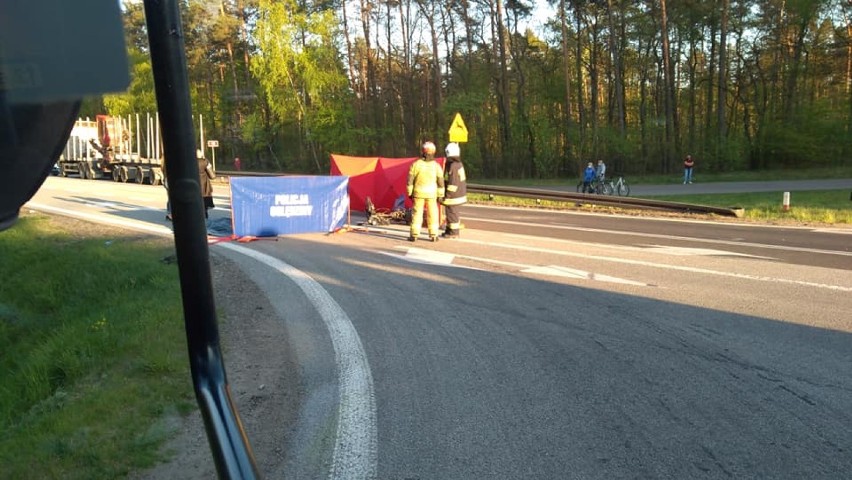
[445,142,460,158]
[422,141,436,155]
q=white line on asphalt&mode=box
[811,228,852,235]
[378,248,485,270]
[403,247,458,264]
[638,245,773,259]
[219,243,378,480]
[521,265,649,286]
[25,203,173,236]
[389,246,648,285]
[454,238,852,292]
[465,216,852,257]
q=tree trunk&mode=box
[341,0,358,99]
[782,11,813,121]
[705,16,716,156]
[638,36,653,167]
[659,0,678,171]
[589,18,600,146]
[560,0,573,124]
[687,35,697,152]
[573,1,586,145]
[847,17,852,159]
[398,0,414,150]
[560,0,574,171]
[495,0,512,159]
[360,0,376,131]
[606,0,625,137]
[427,5,442,136]
[718,0,729,142]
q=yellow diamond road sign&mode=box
[448,113,468,143]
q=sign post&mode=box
[207,139,219,171]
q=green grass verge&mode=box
[646,190,852,224]
[0,214,193,480]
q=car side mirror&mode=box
[0,100,80,230]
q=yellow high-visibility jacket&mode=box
[406,157,445,199]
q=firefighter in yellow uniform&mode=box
[406,141,445,242]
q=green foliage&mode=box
[109,0,851,175]
[0,216,191,478]
[104,49,158,116]
[250,0,354,168]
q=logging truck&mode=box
[57,113,206,185]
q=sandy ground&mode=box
[129,250,300,479]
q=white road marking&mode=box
[218,244,378,480]
[82,200,120,208]
[454,238,852,292]
[404,247,457,265]
[639,245,773,259]
[521,265,649,286]
[379,249,484,270]
[25,203,173,236]
[811,228,852,235]
[389,246,647,285]
[465,215,852,257]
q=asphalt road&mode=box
[26,177,852,479]
[218,219,852,479]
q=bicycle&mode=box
[364,196,411,226]
[576,178,612,195]
[594,177,613,195]
[609,175,630,196]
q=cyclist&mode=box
[582,162,596,193]
[596,159,607,183]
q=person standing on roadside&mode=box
[441,142,467,238]
[683,154,695,184]
[406,141,445,242]
[198,149,216,218]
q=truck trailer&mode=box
[57,113,205,185]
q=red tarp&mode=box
[330,155,378,212]
[330,154,445,212]
[374,157,417,210]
